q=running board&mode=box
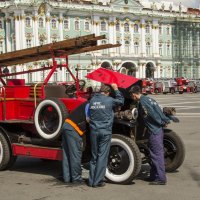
[12,143,62,161]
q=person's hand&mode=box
[111,83,118,90]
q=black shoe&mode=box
[71,180,85,186]
[144,177,155,182]
[149,180,166,185]
[93,182,106,188]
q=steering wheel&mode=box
[79,80,86,90]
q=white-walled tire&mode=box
[106,134,142,184]
[34,98,68,141]
[0,131,16,170]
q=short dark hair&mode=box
[129,85,141,94]
[100,84,111,93]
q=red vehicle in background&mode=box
[154,81,164,94]
[141,79,155,94]
[175,77,197,93]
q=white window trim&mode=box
[74,19,80,31]
[25,17,32,28]
[0,19,3,29]
[63,19,70,30]
[100,21,107,32]
[38,17,45,28]
[84,20,90,32]
[51,18,58,29]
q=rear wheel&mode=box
[170,88,175,94]
[106,134,141,184]
[164,130,185,172]
[154,89,159,94]
[34,98,68,141]
[0,131,16,170]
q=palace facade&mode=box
[0,0,200,84]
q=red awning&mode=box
[86,68,140,89]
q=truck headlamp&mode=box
[131,108,138,120]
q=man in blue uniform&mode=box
[130,85,170,185]
[88,83,124,187]
[61,101,88,184]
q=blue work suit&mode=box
[62,102,88,183]
[62,123,83,183]
[138,95,170,182]
[88,90,124,187]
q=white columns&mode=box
[108,16,116,55]
[14,14,20,50]
[59,13,64,41]
[33,11,39,46]
[20,12,26,49]
[5,14,11,52]
[46,13,51,43]
[152,19,159,57]
[91,18,97,35]
[136,68,139,78]
[130,23,134,54]
[142,64,146,78]
[140,19,146,57]
[121,23,125,54]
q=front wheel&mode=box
[164,130,185,172]
[106,134,142,184]
[0,131,17,170]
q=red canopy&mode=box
[86,68,140,89]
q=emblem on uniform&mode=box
[142,106,148,118]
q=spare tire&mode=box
[34,98,68,141]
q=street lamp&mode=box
[174,61,181,77]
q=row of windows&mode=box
[0,18,171,35]
[25,17,90,31]
[115,23,170,34]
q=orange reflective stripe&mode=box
[65,119,84,136]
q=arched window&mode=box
[116,40,120,54]
[159,26,162,34]
[66,70,70,81]
[101,21,106,31]
[159,43,163,55]
[38,18,44,28]
[134,24,139,33]
[124,23,129,32]
[102,40,108,54]
[51,19,57,29]
[174,44,178,56]
[85,21,90,31]
[146,42,151,55]
[0,41,3,54]
[125,41,130,54]
[39,39,45,45]
[25,17,31,27]
[145,24,150,34]
[64,20,69,30]
[116,23,120,31]
[167,44,170,55]
[134,42,139,55]
[166,27,170,35]
[26,39,32,48]
[54,71,58,82]
[75,20,80,30]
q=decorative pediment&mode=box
[110,0,143,11]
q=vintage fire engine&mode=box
[0,34,185,184]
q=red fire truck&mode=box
[0,35,185,184]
